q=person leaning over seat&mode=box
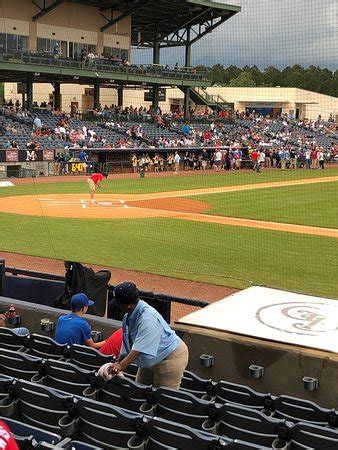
[105,282,189,390]
[55,293,106,349]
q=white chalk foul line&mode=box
[36,198,55,201]
[80,199,87,209]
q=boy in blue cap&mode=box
[55,293,106,349]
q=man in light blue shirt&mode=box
[107,282,189,389]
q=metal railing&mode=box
[0,49,211,82]
[194,87,227,105]
[1,261,208,323]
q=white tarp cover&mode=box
[177,286,338,353]
[0,181,14,187]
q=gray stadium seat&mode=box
[35,359,95,396]
[69,397,144,449]
[155,386,213,429]
[94,374,155,413]
[0,347,41,380]
[64,442,103,450]
[213,381,271,410]
[143,416,232,450]
[273,395,337,427]
[68,344,114,371]
[290,422,338,449]
[0,327,28,351]
[0,417,62,447]
[28,334,68,360]
[216,403,291,447]
[2,379,74,435]
[179,370,212,398]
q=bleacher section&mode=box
[0,331,337,449]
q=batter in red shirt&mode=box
[87,172,108,204]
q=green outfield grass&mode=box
[1,167,338,199]
[0,212,337,299]
[0,169,337,299]
[193,180,338,229]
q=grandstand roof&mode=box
[42,0,241,47]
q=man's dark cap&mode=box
[114,282,139,304]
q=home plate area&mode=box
[36,197,128,208]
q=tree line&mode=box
[195,65,337,98]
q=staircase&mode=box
[180,87,229,112]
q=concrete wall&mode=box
[174,322,338,408]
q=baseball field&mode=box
[0,168,338,300]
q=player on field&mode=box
[87,172,108,204]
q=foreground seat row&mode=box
[0,375,337,449]
[0,332,337,430]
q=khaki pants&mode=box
[136,340,189,390]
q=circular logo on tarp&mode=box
[256,302,338,336]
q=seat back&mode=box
[66,441,103,450]
[75,397,143,449]
[96,375,151,413]
[145,416,231,450]
[290,422,338,449]
[214,381,268,409]
[0,348,41,380]
[155,387,212,429]
[123,363,138,380]
[218,403,288,447]
[273,395,333,426]
[41,359,95,396]
[13,379,73,434]
[0,327,27,351]
[0,417,62,446]
[0,374,14,398]
[69,344,114,370]
[180,370,211,398]
[28,334,67,360]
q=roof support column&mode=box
[152,85,159,112]
[54,82,61,111]
[185,26,191,67]
[184,87,190,120]
[93,80,100,110]
[152,25,160,112]
[117,86,123,107]
[26,73,33,113]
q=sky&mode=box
[132,0,338,69]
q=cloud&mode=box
[132,0,338,69]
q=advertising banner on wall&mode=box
[0,149,55,163]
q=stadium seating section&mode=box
[0,328,337,449]
[0,107,336,154]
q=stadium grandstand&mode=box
[0,1,337,449]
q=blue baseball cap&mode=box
[71,293,94,310]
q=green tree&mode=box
[228,71,256,87]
